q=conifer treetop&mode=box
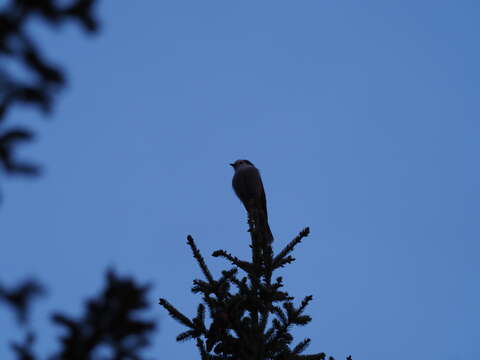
[160,209,352,360]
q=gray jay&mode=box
[230,159,272,240]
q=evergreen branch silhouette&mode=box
[176,329,200,342]
[212,249,253,273]
[0,0,100,199]
[196,338,209,360]
[187,235,215,284]
[158,299,194,329]
[273,227,310,269]
[293,338,311,355]
[296,354,327,360]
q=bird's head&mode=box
[229,159,254,170]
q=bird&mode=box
[230,159,273,240]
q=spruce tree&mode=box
[160,207,351,360]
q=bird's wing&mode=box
[233,167,268,219]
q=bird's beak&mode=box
[229,163,235,167]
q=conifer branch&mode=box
[297,353,327,360]
[274,255,296,269]
[192,279,216,295]
[176,329,199,342]
[273,227,310,269]
[293,338,311,355]
[218,268,238,292]
[248,211,264,265]
[192,303,207,334]
[158,298,194,329]
[272,305,288,325]
[187,235,215,284]
[230,276,249,293]
[196,338,209,360]
[211,250,253,273]
[298,295,314,315]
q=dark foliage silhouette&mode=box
[160,208,352,360]
[2,270,156,360]
[0,278,45,325]
[0,0,99,200]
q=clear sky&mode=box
[1,1,479,359]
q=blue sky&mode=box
[1,1,479,359]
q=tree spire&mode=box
[160,208,349,359]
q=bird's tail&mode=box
[253,207,273,244]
